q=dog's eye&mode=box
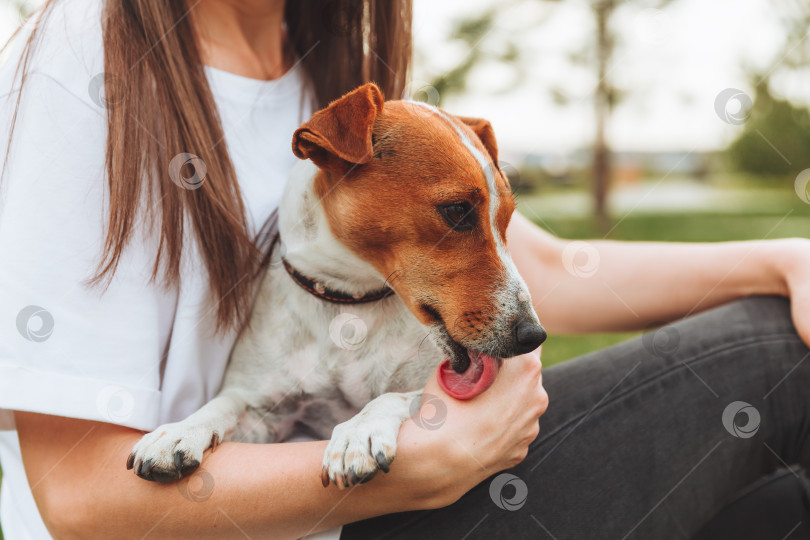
[438,202,476,231]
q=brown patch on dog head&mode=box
[299,97,517,352]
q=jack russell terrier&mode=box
[127,83,547,488]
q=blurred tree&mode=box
[771,0,810,71]
[555,0,677,233]
[423,0,676,234]
[726,81,810,177]
[726,0,810,179]
[591,0,615,233]
[426,8,522,101]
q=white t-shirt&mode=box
[0,1,340,538]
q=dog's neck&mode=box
[277,160,390,297]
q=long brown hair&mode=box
[4,0,412,334]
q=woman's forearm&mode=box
[508,213,794,334]
[15,412,454,540]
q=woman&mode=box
[1,0,809,538]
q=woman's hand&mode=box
[775,238,810,348]
[398,349,548,508]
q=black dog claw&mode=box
[375,451,390,473]
[138,459,154,478]
[180,458,201,478]
[357,469,377,484]
[173,450,186,471]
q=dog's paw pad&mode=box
[128,424,214,483]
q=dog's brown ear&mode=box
[457,116,498,165]
[292,83,384,173]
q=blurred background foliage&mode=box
[727,81,810,177]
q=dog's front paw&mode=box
[321,415,399,489]
[127,423,219,483]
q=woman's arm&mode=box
[15,350,547,540]
[508,213,810,339]
[15,412,428,539]
[17,412,454,540]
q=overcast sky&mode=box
[412,0,791,156]
[0,0,796,156]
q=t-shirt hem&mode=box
[0,363,161,432]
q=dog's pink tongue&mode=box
[438,351,500,400]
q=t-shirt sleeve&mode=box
[0,4,172,431]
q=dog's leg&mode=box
[127,388,252,483]
[322,389,422,489]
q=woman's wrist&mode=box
[766,238,810,297]
[389,417,482,510]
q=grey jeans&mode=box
[341,296,810,539]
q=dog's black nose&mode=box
[513,319,547,353]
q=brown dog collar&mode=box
[281,258,394,304]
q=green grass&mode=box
[542,332,640,367]
[520,191,810,367]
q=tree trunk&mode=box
[593,0,613,234]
